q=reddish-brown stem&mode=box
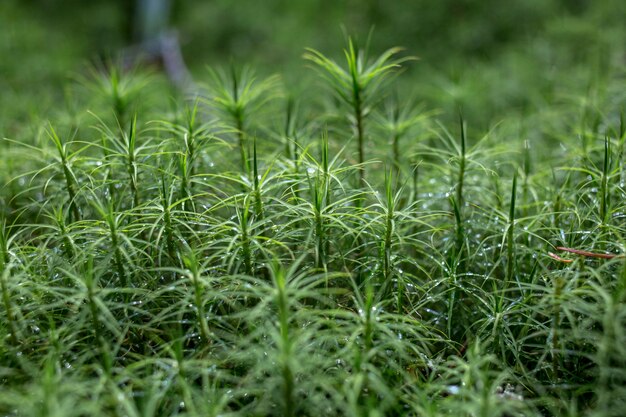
[556,246,619,259]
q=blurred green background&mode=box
[1,0,625,138]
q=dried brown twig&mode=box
[549,246,622,263]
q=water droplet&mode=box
[447,385,460,395]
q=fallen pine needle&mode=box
[548,252,574,263]
[556,246,619,259]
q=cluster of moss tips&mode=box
[0,38,625,417]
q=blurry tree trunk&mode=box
[136,0,171,41]
[121,0,192,88]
